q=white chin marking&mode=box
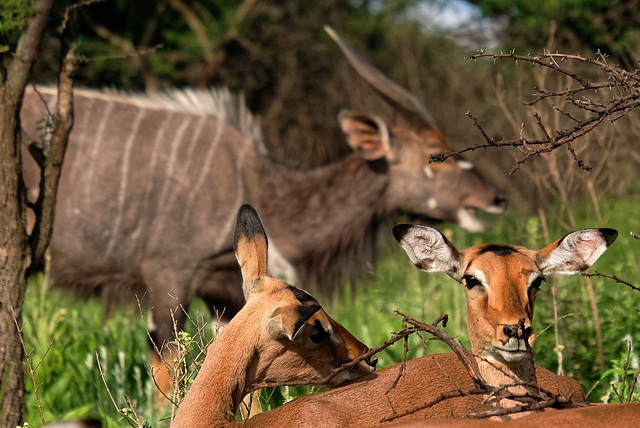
[494,349,528,362]
[457,207,488,233]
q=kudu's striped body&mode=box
[172,205,376,427]
[18,28,505,393]
[195,226,615,426]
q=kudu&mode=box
[171,204,377,427]
[217,226,616,426]
[18,27,505,390]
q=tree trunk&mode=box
[0,97,29,428]
[0,1,54,426]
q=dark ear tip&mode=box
[392,224,411,241]
[233,204,266,251]
[599,228,618,246]
[238,204,257,219]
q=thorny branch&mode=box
[249,313,446,391]
[252,310,576,421]
[431,50,640,173]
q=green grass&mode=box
[21,195,640,426]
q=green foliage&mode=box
[21,274,160,426]
[475,0,640,68]
[599,334,640,403]
[0,0,33,53]
[21,194,640,426]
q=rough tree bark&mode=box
[0,0,75,426]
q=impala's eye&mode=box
[463,275,481,289]
[309,328,331,344]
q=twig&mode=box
[429,50,640,170]
[11,303,47,426]
[379,387,488,422]
[397,311,487,388]
[251,323,422,390]
[582,271,640,292]
[124,395,145,428]
[627,364,640,403]
[96,352,139,427]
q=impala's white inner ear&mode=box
[538,229,615,275]
[393,224,460,277]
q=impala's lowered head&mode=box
[326,26,507,233]
[393,225,617,363]
[234,205,377,387]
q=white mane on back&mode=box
[33,85,267,153]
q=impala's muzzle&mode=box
[493,319,534,362]
[365,354,378,370]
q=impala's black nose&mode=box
[365,354,378,369]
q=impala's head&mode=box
[234,205,377,387]
[326,26,508,233]
[393,225,617,363]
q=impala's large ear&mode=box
[268,304,323,341]
[338,110,393,161]
[536,228,618,275]
[393,224,462,280]
[234,205,269,300]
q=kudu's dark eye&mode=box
[463,275,481,289]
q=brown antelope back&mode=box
[171,205,376,427]
[387,402,640,427]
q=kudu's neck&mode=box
[252,151,389,218]
[248,151,389,268]
[173,313,258,428]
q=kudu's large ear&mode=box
[268,304,323,341]
[233,204,269,300]
[393,224,462,280]
[536,228,618,275]
[338,110,393,161]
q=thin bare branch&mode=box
[583,271,640,293]
[430,50,640,171]
[96,352,140,427]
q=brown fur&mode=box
[386,402,640,427]
[235,353,585,427]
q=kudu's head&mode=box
[393,225,617,363]
[326,26,508,233]
[234,205,377,386]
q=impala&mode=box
[211,226,616,426]
[171,205,377,427]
